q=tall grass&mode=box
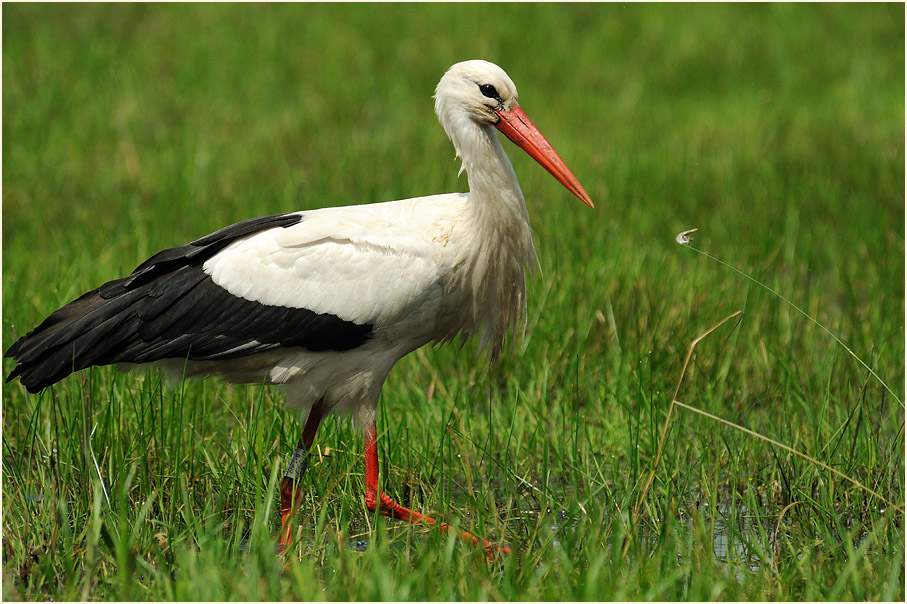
[3,3,904,600]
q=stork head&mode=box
[434,60,593,208]
[435,60,521,125]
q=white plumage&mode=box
[6,60,593,553]
[188,189,528,427]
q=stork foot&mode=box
[364,488,510,558]
[364,424,510,559]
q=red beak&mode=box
[494,106,594,208]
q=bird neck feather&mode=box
[445,119,538,359]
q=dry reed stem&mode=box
[625,306,902,559]
[631,310,745,524]
[672,400,902,513]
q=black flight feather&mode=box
[5,212,373,393]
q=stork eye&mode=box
[479,84,500,100]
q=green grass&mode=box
[3,3,904,600]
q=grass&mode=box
[2,3,904,600]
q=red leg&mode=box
[279,400,325,549]
[362,422,510,558]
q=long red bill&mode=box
[494,106,594,208]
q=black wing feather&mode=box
[5,212,374,393]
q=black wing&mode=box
[5,213,373,393]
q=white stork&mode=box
[5,60,593,554]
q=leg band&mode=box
[284,446,309,481]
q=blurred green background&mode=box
[3,3,903,600]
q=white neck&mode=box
[436,108,538,358]
[445,113,532,230]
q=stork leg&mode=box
[279,399,326,549]
[362,422,509,557]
